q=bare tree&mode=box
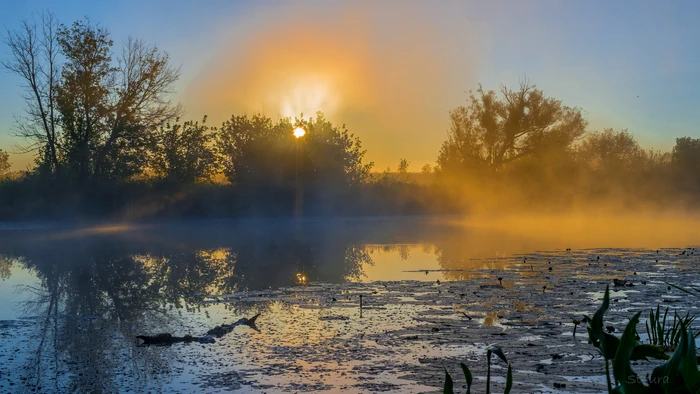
[5,16,181,181]
[95,37,182,178]
[2,12,61,171]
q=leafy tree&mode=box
[55,21,181,182]
[0,256,11,280]
[216,114,289,186]
[217,112,372,188]
[151,117,216,183]
[215,112,373,214]
[300,113,374,188]
[0,149,10,177]
[55,20,115,181]
[577,129,645,174]
[421,164,432,174]
[437,81,586,174]
[397,158,409,174]
[4,16,181,182]
[672,137,700,175]
[671,137,700,188]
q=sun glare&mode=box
[280,77,339,119]
[293,127,306,138]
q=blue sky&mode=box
[1,0,699,170]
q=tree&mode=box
[397,158,409,174]
[217,112,372,188]
[55,20,181,182]
[4,16,181,182]
[55,20,114,181]
[216,114,286,186]
[421,164,432,174]
[671,137,700,185]
[216,112,373,214]
[437,81,587,174]
[151,117,217,183]
[2,12,60,172]
[0,149,10,177]
[577,129,645,174]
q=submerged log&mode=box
[136,313,260,346]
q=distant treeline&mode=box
[1,14,699,220]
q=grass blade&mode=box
[630,344,669,361]
[504,363,513,394]
[613,312,646,392]
[491,346,508,364]
[661,307,668,346]
[666,282,700,296]
[460,363,472,394]
[589,286,610,353]
[681,328,700,392]
[443,369,454,394]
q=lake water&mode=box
[1,216,700,393]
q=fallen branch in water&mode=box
[136,313,260,346]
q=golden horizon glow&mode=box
[293,127,306,139]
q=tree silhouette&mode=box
[2,12,61,172]
[0,149,10,178]
[4,16,180,183]
[437,81,586,174]
[577,129,646,175]
[151,117,216,183]
[215,112,373,215]
[672,137,700,190]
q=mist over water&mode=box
[1,216,699,392]
[2,3,700,391]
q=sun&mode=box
[293,127,306,138]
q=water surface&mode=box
[1,216,700,393]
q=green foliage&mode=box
[398,158,410,174]
[648,327,700,393]
[586,285,700,394]
[612,312,648,392]
[0,149,10,177]
[672,137,700,185]
[667,283,700,298]
[443,369,454,394]
[646,305,698,351]
[4,16,180,183]
[437,81,586,174]
[215,112,374,214]
[443,347,512,394]
[577,129,646,175]
[0,256,12,280]
[151,117,217,183]
[460,362,473,394]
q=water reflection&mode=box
[1,216,699,392]
[0,219,455,392]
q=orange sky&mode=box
[3,1,700,171]
[181,2,479,171]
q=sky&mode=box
[1,0,699,171]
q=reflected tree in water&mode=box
[0,224,379,392]
[0,255,12,280]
